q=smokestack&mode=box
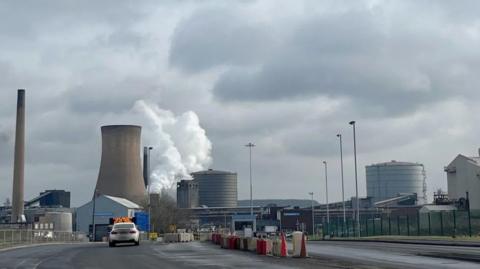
[143,146,149,189]
[11,89,25,223]
[95,125,146,205]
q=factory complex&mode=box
[1,89,479,240]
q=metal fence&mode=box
[0,230,87,249]
[323,210,480,238]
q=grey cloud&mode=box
[169,7,274,72]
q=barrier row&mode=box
[210,232,307,258]
[164,232,194,243]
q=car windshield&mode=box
[114,223,134,229]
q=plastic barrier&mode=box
[164,233,179,243]
[280,233,288,257]
[222,236,229,249]
[243,238,249,251]
[292,231,303,257]
[248,238,257,252]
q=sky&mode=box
[1,0,480,207]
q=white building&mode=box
[76,195,142,239]
[444,154,480,210]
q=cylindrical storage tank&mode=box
[95,125,146,205]
[44,212,72,232]
[192,169,237,207]
[366,161,426,204]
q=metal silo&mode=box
[192,169,238,207]
[366,161,427,204]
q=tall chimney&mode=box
[11,89,25,223]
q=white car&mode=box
[109,223,140,247]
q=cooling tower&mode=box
[94,125,146,205]
[11,89,26,223]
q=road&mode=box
[0,240,479,269]
[308,240,480,269]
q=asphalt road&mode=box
[0,240,479,269]
[0,242,299,269]
[308,240,480,269]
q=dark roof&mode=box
[191,169,236,175]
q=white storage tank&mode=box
[44,212,73,232]
[366,161,427,204]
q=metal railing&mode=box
[0,229,87,249]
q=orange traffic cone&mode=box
[300,233,307,258]
[280,233,288,257]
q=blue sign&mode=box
[134,212,150,231]
[94,212,113,217]
[284,212,300,216]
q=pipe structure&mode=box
[11,89,26,223]
[95,125,146,205]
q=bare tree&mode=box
[149,190,191,234]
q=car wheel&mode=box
[135,240,140,246]
[109,241,115,247]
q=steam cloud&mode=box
[133,100,212,193]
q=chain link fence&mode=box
[323,210,480,238]
[0,230,87,249]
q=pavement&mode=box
[0,240,479,268]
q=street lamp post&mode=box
[145,146,154,234]
[245,142,255,231]
[337,134,346,233]
[323,161,330,234]
[91,189,98,242]
[349,120,360,237]
[309,192,315,236]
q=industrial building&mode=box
[177,179,199,208]
[95,125,146,205]
[445,153,480,210]
[36,190,70,208]
[192,169,238,208]
[366,161,427,204]
[76,195,142,241]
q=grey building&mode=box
[445,153,480,210]
[192,169,238,208]
[366,161,427,204]
[76,195,142,240]
[177,180,199,208]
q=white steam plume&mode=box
[133,100,212,193]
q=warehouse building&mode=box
[76,195,142,241]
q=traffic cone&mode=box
[280,233,288,257]
[300,233,307,258]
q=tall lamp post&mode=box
[145,146,154,234]
[309,192,315,236]
[349,120,360,237]
[337,134,346,233]
[323,161,330,233]
[245,142,255,231]
[91,189,98,242]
